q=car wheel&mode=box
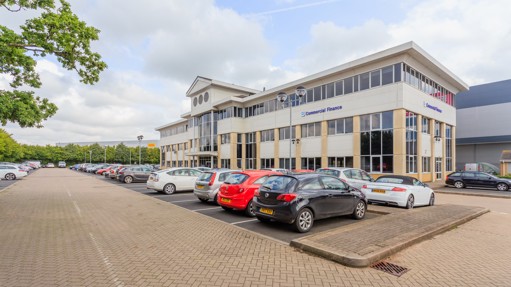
[244,200,256,217]
[497,183,509,191]
[199,198,208,203]
[123,176,133,184]
[213,194,218,205]
[163,183,176,195]
[429,193,435,206]
[352,200,366,220]
[294,208,314,233]
[5,173,16,180]
[406,195,415,209]
[454,181,465,189]
[221,206,232,211]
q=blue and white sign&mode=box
[301,105,343,117]
[423,102,442,113]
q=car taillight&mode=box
[208,173,216,186]
[392,187,406,192]
[254,190,260,197]
[276,193,297,202]
[362,185,367,189]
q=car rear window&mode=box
[224,173,249,184]
[198,172,214,181]
[262,176,296,191]
[316,169,340,177]
[449,172,461,177]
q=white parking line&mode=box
[193,207,222,212]
[170,199,199,203]
[73,201,81,217]
[232,219,258,225]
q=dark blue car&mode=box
[445,171,511,191]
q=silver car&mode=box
[193,169,236,203]
[316,167,374,190]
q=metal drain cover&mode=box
[371,261,409,277]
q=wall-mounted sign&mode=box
[301,105,343,117]
[147,143,156,148]
[423,102,442,113]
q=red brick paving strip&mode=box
[0,168,510,286]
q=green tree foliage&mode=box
[0,128,23,161]
[0,0,107,127]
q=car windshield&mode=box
[197,172,214,182]
[316,169,340,177]
[262,176,296,191]
[224,173,249,184]
[376,177,404,184]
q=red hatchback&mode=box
[217,170,281,217]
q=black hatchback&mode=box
[445,171,511,191]
[253,173,367,233]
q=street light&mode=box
[277,86,307,171]
[89,150,92,164]
[137,135,144,164]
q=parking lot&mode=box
[83,172,379,243]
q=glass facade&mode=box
[360,111,393,173]
[406,111,417,173]
[446,125,453,172]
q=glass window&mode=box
[344,77,353,94]
[313,86,322,102]
[226,173,249,184]
[328,120,335,135]
[345,117,353,133]
[321,177,347,190]
[382,66,393,85]
[314,122,321,136]
[394,63,401,82]
[371,113,381,130]
[370,70,381,88]
[360,72,370,90]
[360,115,370,132]
[336,119,344,134]
[382,111,393,129]
[301,179,323,190]
[326,83,335,98]
[253,176,268,185]
[354,75,359,92]
[335,80,343,96]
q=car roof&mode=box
[376,175,415,185]
[317,167,354,171]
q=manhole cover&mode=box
[371,261,409,277]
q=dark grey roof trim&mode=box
[456,79,511,109]
[457,135,511,145]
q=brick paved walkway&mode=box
[0,169,510,286]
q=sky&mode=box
[1,0,511,145]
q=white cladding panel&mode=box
[434,140,443,157]
[158,132,189,147]
[279,140,297,158]
[217,117,246,133]
[457,102,511,139]
[402,85,456,125]
[421,134,432,155]
[327,135,354,155]
[300,138,322,157]
[220,144,230,158]
[260,142,275,158]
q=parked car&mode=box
[46,163,55,168]
[109,165,128,179]
[58,161,66,168]
[146,168,202,194]
[446,171,511,191]
[253,173,367,233]
[316,167,373,190]
[193,169,236,203]
[217,170,281,217]
[261,168,291,174]
[0,164,28,180]
[361,175,434,209]
[117,165,153,183]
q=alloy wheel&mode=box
[406,195,414,209]
[297,209,313,232]
[5,173,15,180]
[454,181,464,189]
[497,183,509,191]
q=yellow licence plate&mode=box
[373,189,385,193]
[196,184,204,189]
[221,198,231,203]
[259,208,274,215]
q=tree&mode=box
[0,128,23,161]
[0,0,107,127]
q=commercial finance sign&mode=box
[301,105,343,117]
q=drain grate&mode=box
[371,261,409,277]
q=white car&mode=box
[146,168,202,194]
[360,175,435,209]
[316,167,374,190]
[0,164,28,180]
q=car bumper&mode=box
[194,189,216,200]
[253,200,296,224]
[363,190,407,207]
[146,181,162,191]
[217,193,250,210]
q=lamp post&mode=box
[276,86,307,171]
[137,135,144,165]
[89,150,92,164]
[104,146,107,163]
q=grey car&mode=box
[117,165,153,183]
[193,169,236,203]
